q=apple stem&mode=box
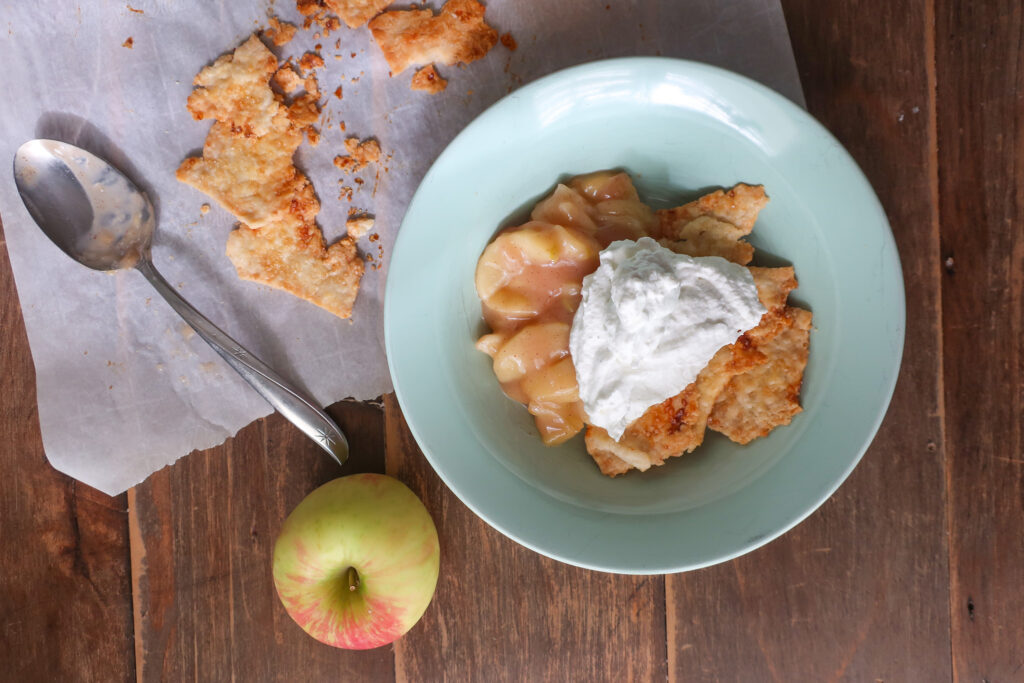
[347,566,359,592]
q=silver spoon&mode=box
[13,139,349,466]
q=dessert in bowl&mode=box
[385,58,903,573]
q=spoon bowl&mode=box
[15,139,154,271]
[13,139,349,466]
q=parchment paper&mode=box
[0,0,803,496]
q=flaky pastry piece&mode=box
[185,35,280,137]
[177,116,305,230]
[323,0,394,29]
[222,176,363,320]
[227,221,363,320]
[273,65,304,94]
[658,183,769,235]
[265,16,297,46]
[655,183,768,266]
[368,0,498,75]
[708,307,812,444]
[176,35,363,318]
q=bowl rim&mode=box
[385,56,905,574]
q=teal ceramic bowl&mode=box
[385,58,904,574]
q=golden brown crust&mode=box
[333,137,382,173]
[657,216,755,265]
[226,222,364,319]
[296,0,323,16]
[176,34,363,318]
[655,184,768,265]
[657,183,769,236]
[185,36,279,136]
[288,92,322,128]
[410,64,448,94]
[748,266,797,311]
[368,0,498,75]
[265,16,297,46]
[272,65,304,94]
[176,117,306,230]
[298,51,325,73]
[708,307,812,443]
[323,0,394,29]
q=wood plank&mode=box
[383,395,667,682]
[0,220,135,681]
[665,1,952,679]
[935,1,1024,679]
[129,400,394,682]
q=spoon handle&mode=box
[136,257,349,466]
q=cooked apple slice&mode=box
[485,288,537,318]
[530,184,598,233]
[593,199,657,240]
[527,399,584,445]
[475,332,508,357]
[474,241,511,299]
[570,171,640,202]
[492,322,569,383]
[504,224,562,263]
[521,356,580,404]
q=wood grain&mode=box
[4,2,1024,680]
[129,402,393,682]
[384,395,667,682]
[935,1,1024,679]
[0,220,135,681]
[664,1,952,680]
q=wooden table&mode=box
[3,2,1022,680]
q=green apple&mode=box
[272,474,440,650]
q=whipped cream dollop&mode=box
[569,237,766,441]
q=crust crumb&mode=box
[411,64,447,94]
[333,137,382,173]
[298,51,325,72]
[346,215,375,238]
[273,65,304,93]
[265,16,297,46]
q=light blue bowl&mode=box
[385,58,904,574]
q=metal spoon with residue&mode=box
[13,139,348,466]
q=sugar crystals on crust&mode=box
[176,35,363,319]
[707,307,812,444]
[368,0,498,75]
[323,0,395,29]
[184,35,280,137]
[655,184,767,265]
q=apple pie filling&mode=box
[473,171,656,444]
